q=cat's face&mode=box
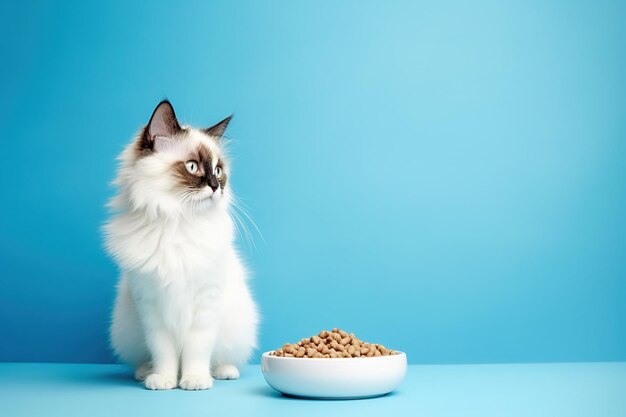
[119,101,233,215]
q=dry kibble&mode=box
[270,329,400,359]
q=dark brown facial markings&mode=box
[172,145,227,193]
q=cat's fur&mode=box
[104,101,258,390]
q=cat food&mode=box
[270,329,398,358]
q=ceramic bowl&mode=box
[261,351,407,399]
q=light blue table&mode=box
[1,362,624,417]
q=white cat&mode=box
[104,100,258,390]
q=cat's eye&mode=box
[185,160,199,174]
[215,166,223,178]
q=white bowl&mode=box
[261,351,407,399]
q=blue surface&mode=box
[1,362,625,417]
[1,1,625,364]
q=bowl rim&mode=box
[261,350,406,362]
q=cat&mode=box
[104,100,258,390]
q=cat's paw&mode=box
[134,363,152,381]
[179,374,214,390]
[212,364,240,380]
[144,373,176,390]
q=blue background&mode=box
[0,0,624,364]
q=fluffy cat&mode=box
[104,100,258,390]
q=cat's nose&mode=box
[207,178,219,192]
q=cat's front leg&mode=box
[179,285,223,390]
[179,327,216,390]
[143,327,178,390]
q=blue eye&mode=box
[185,160,198,174]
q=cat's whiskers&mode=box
[230,192,264,243]
[227,204,254,249]
[226,206,249,248]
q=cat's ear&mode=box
[203,115,232,140]
[148,100,182,139]
[138,100,182,153]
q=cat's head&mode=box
[115,100,233,216]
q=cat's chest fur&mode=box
[106,206,234,282]
[108,208,235,337]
